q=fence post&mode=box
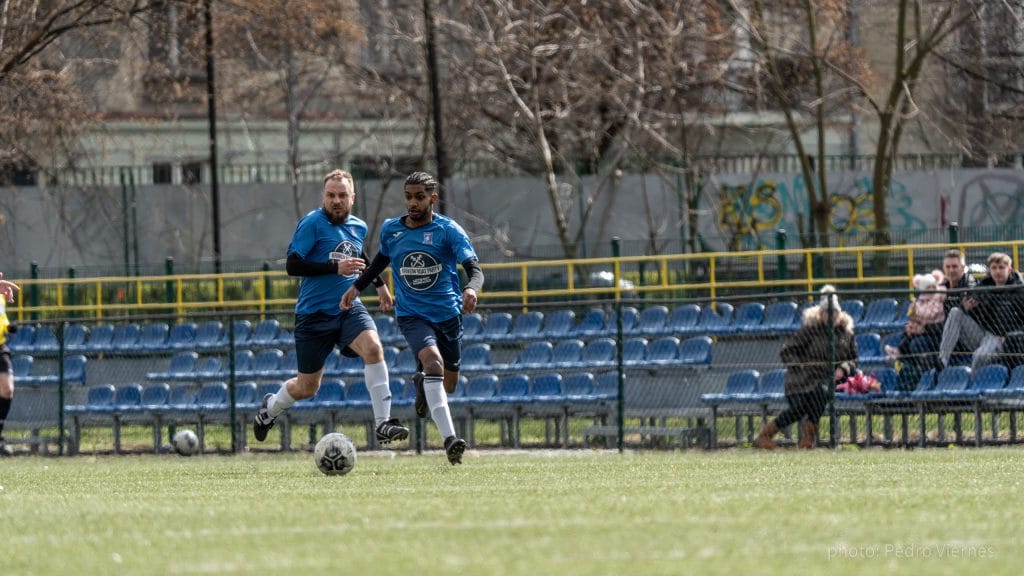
[164,257,175,306]
[30,261,38,321]
[948,221,959,244]
[775,228,787,289]
[612,237,625,453]
[67,267,76,316]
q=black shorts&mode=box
[397,315,463,372]
[0,345,10,375]
[293,303,377,374]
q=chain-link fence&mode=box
[7,274,1024,455]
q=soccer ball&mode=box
[172,429,200,456]
[314,432,356,476]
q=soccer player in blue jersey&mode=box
[254,170,409,445]
[342,171,484,465]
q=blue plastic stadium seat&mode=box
[540,309,576,340]
[233,382,259,409]
[677,336,713,365]
[342,381,372,408]
[249,319,280,347]
[312,380,346,408]
[110,324,142,353]
[6,324,35,353]
[461,343,492,372]
[592,372,620,400]
[961,364,1008,398]
[858,298,899,331]
[984,365,1024,398]
[606,306,639,336]
[462,313,484,343]
[246,349,284,379]
[32,326,60,354]
[321,349,343,376]
[700,369,760,404]
[645,337,680,365]
[138,383,171,411]
[513,341,554,370]
[579,338,616,368]
[194,321,224,350]
[63,324,90,353]
[507,311,544,342]
[12,354,33,378]
[227,350,255,378]
[550,339,585,368]
[732,302,766,333]
[195,382,229,410]
[460,374,499,405]
[479,313,513,343]
[634,305,669,336]
[561,372,595,401]
[221,320,253,349]
[61,355,88,384]
[666,304,701,336]
[276,349,297,378]
[529,373,563,402]
[138,322,170,352]
[573,309,607,338]
[698,302,734,335]
[753,301,798,334]
[392,348,417,375]
[911,365,971,400]
[66,385,116,415]
[755,369,786,401]
[146,351,199,382]
[841,299,864,324]
[496,374,530,401]
[166,322,197,352]
[195,356,223,380]
[111,384,144,412]
[621,338,647,367]
[374,315,401,344]
[856,333,885,365]
[337,353,363,376]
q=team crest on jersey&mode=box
[399,251,443,291]
[423,232,433,245]
[329,240,360,277]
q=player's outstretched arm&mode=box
[461,258,484,314]
[0,272,19,303]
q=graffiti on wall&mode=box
[716,174,927,250]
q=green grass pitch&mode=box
[2,447,1021,575]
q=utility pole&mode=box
[205,0,222,273]
[423,0,447,213]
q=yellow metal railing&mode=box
[5,240,1021,319]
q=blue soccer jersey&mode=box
[288,208,368,315]
[379,214,477,322]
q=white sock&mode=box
[365,361,392,427]
[267,384,296,418]
[423,375,455,439]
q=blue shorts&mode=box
[397,314,463,372]
[293,302,376,374]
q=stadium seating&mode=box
[858,298,899,331]
[166,322,197,351]
[752,301,798,334]
[592,371,620,400]
[605,306,639,336]
[246,349,284,379]
[194,321,224,350]
[138,323,170,352]
[506,311,544,342]
[6,324,34,353]
[755,369,786,401]
[698,302,734,335]
[644,337,680,366]
[540,309,576,340]
[561,372,594,401]
[550,339,585,368]
[12,354,33,378]
[249,319,280,347]
[621,338,647,367]
[579,338,616,368]
[374,315,401,345]
[574,309,607,338]
[677,336,713,366]
[856,333,885,365]
[841,299,864,324]
[461,343,492,372]
[462,313,484,342]
[634,306,669,336]
[32,326,60,354]
[63,324,89,353]
[479,313,512,342]
[82,324,114,354]
[666,304,701,335]
[110,324,142,353]
[512,341,554,370]
[731,302,765,333]
[700,370,760,405]
[146,351,199,382]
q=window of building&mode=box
[183,162,203,185]
[152,162,173,184]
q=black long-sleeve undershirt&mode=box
[286,251,383,286]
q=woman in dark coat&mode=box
[754,285,858,449]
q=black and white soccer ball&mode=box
[172,429,200,456]
[314,432,356,476]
